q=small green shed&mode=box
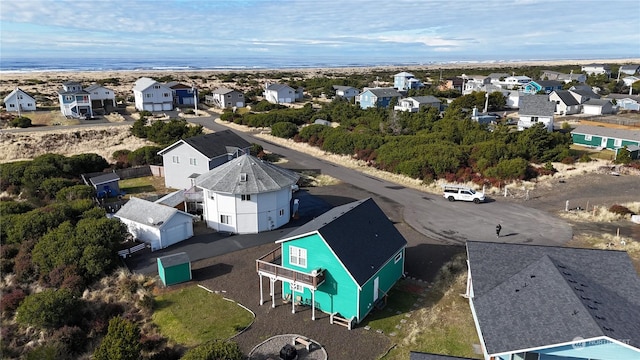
[157,252,192,286]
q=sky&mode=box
[1,0,639,64]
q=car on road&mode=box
[442,185,485,204]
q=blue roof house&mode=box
[359,88,402,109]
[256,198,407,329]
[466,241,640,360]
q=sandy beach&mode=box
[2,58,639,102]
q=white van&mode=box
[442,185,485,204]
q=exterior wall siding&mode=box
[281,234,359,320]
[162,144,210,189]
[572,133,603,147]
[358,248,404,321]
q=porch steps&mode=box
[330,313,353,330]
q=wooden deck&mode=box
[256,247,325,289]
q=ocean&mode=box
[0,55,559,74]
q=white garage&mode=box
[114,197,195,251]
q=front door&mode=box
[373,277,379,302]
[601,137,608,148]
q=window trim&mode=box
[241,194,251,201]
[289,246,307,268]
[220,214,231,224]
[394,251,403,264]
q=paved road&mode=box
[188,117,573,247]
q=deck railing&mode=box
[256,247,325,289]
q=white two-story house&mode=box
[132,77,174,112]
[517,94,556,132]
[84,83,116,111]
[4,87,36,113]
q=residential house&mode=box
[517,94,556,132]
[359,87,402,109]
[571,125,640,158]
[3,87,36,113]
[549,90,581,115]
[604,94,640,111]
[569,85,600,104]
[503,75,532,89]
[582,98,614,115]
[522,80,563,95]
[264,83,302,104]
[114,197,195,251]
[86,172,121,198]
[332,85,360,101]
[465,241,640,360]
[506,90,523,109]
[540,70,586,83]
[84,83,116,111]
[157,130,251,190]
[619,64,640,75]
[487,72,509,84]
[394,72,423,91]
[166,81,197,106]
[394,96,441,112]
[581,63,612,77]
[196,154,299,234]
[58,81,92,118]
[132,77,173,112]
[462,75,491,94]
[471,107,498,125]
[438,77,464,92]
[206,87,245,109]
[622,76,640,87]
[256,198,407,328]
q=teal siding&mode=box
[157,259,191,286]
[282,234,359,320]
[572,133,602,147]
[622,139,640,147]
[358,248,404,321]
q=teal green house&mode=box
[256,198,407,329]
[157,252,192,287]
[571,125,640,159]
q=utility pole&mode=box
[192,86,198,116]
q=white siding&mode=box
[162,143,211,190]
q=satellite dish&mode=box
[148,217,154,224]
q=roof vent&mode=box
[148,217,154,224]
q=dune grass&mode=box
[152,286,254,347]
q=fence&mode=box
[115,166,152,179]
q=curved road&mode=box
[190,117,572,246]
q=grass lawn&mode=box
[119,176,169,196]
[569,144,616,161]
[152,286,254,347]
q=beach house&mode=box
[264,83,303,104]
[517,94,556,132]
[206,88,245,109]
[570,125,640,158]
[58,81,93,118]
[359,88,402,109]
[3,87,36,113]
[522,80,564,95]
[84,83,116,112]
[332,85,360,101]
[394,96,441,112]
[196,154,299,234]
[465,241,640,360]
[166,81,197,106]
[393,72,424,91]
[581,64,612,77]
[157,130,251,190]
[503,75,532,89]
[256,198,407,328]
[549,90,581,115]
[132,77,174,112]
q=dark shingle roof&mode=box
[411,96,441,104]
[518,94,555,117]
[282,198,407,286]
[89,172,120,186]
[365,87,402,98]
[212,87,238,95]
[536,80,563,88]
[195,154,299,194]
[467,241,640,354]
[158,130,250,158]
[583,98,612,107]
[551,90,579,106]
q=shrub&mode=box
[51,325,87,355]
[93,316,141,360]
[0,287,27,314]
[271,121,299,138]
[23,342,69,360]
[56,184,94,201]
[16,289,81,329]
[10,116,32,128]
[180,340,243,360]
[609,205,633,216]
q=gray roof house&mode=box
[132,77,174,112]
[332,85,360,100]
[517,94,556,132]
[264,83,302,104]
[4,87,37,113]
[549,90,581,115]
[84,83,116,109]
[114,197,195,251]
[394,96,441,112]
[582,98,614,115]
[157,130,251,190]
[359,87,402,109]
[619,64,640,75]
[569,85,601,104]
[466,241,640,360]
[205,87,245,109]
[58,81,93,118]
[196,154,299,234]
[605,94,640,111]
[87,172,120,197]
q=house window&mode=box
[289,246,307,268]
[220,214,231,224]
[394,251,403,264]
[614,139,622,147]
[531,117,539,122]
[172,156,179,163]
[27,103,33,107]
[164,93,170,97]
[291,283,303,292]
[154,85,160,89]
[189,158,197,166]
[241,194,251,201]
[227,95,231,98]
[9,104,14,107]
[65,95,73,101]
[146,93,153,98]
[585,134,592,141]
[279,209,285,216]
[17,95,22,99]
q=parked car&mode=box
[442,185,485,204]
